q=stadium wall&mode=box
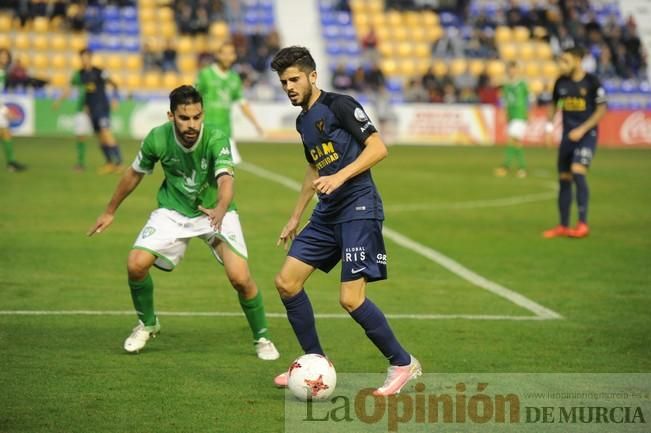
[7,96,651,147]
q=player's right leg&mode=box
[543,142,573,238]
[1,122,27,172]
[73,112,91,171]
[124,249,160,353]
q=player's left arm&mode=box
[313,132,387,195]
[568,81,607,141]
[198,173,233,231]
[239,100,264,136]
[103,71,120,109]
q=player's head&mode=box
[215,41,236,70]
[560,46,585,76]
[270,46,317,107]
[168,85,204,148]
[79,48,93,69]
[0,47,11,68]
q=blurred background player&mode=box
[495,61,528,178]
[0,48,27,172]
[195,41,264,165]
[88,85,279,360]
[543,47,607,239]
[77,49,123,174]
[53,67,94,171]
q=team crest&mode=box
[141,226,156,239]
[315,118,325,134]
[580,87,587,96]
[354,107,368,123]
[201,158,208,170]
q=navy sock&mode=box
[100,145,112,164]
[349,298,411,366]
[106,145,122,165]
[558,179,572,227]
[282,290,324,356]
[573,173,589,223]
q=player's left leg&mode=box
[567,137,596,238]
[213,239,280,360]
[1,123,27,172]
[98,125,124,173]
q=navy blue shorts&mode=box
[288,219,387,282]
[558,130,597,172]
[89,111,111,133]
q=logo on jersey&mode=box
[201,158,208,170]
[219,147,231,157]
[354,108,368,123]
[579,87,587,96]
[315,118,325,134]
[182,170,199,194]
[376,253,387,265]
[141,226,156,239]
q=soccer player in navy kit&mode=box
[543,47,607,239]
[78,49,124,174]
[269,46,421,396]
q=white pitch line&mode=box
[384,191,556,212]
[0,310,552,321]
[238,162,562,320]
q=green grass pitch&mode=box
[1,137,649,432]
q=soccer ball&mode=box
[287,354,337,401]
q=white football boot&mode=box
[123,318,160,353]
[255,337,280,360]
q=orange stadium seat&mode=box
[160,22,176,38]
[367,0,382,14]
[450,58,467,76]
[14,33,30,51]
[141,21,157,37]
[518,42,535,60]
[469,59,485,76]
[404,11,422,27]
[179,55,196,73]
[32,53,49,70]
[487,60,506,81]
[158,7,174,22]
[399,59,416,77]
[0,14,12,32]
[529,78,545,95]
[143,72,162,90]
[177,36,194,54]
[410,27,427,43]
[353,13,369,30]
[377,42,394,57]
[162,72,179,89]
[124,73,141,90]
[32,35,49,51]
[426,26,444,42]
[105,54,124,70]
[209,21,229,39]
[542,61,560,78]
[194,35,208,52]
[513,26,530,42]
[413,42,430,58]
[50,54,68,70]
[499,43,517,61]
[125,54,142,71]
[422,11,439,26]
[50,72,68,88]
[380,58,398,76]
[495,26,512,45]
[50,34,68,51]
[432,61,448,77]
[139,7,155,22]
[396,41,413,57]
[386,11,403,27]
[70,34,88,51]
[32,16,49,32]
[534,41,553,60]
[524,61,541,77]
[392,26,408,42]
[370,12,385,28]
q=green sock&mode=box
[129,273,156,326]
[76,141,86,166]
[2,138,15,163]
[514,147,526,169]
[503,145,515,168]
[239,291,269,341]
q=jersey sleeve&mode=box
[331,95,378,145]
[131,131,158,175]
[195,69,206,94]
[552,78,561,105]
[592,76,607,105]
[211,134,235,178]
[70,71,81,86]
[232,73,244,103]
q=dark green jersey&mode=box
[132,122,236,217]
[195,65,243,138]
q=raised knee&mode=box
[127,255,151,280]
[228,272,251,293]
[274,273,298,299]
[339,296,363,313]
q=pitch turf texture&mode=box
[1,137,649,432]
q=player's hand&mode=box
[568,127,585,142]
[88,212,114,236]
[277,216,300,250]
[198,205,226,232]
[255,124,265,136]
[312,174,345,195]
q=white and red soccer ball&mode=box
[287,354,337,401]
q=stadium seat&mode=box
[0,33,9,48]
[125,54,142,71]
[422,11,439,26]
[139,7,155,22]
[369,12,385,28]
[353,13,369,29]
[386,11,403,27]
[524,61,541,77]
[426,26,444,42]
[404,11,422,27]
[374,26,390,42]
[50,54,68,70]
[432,61,448,77]
[378,42,394,57]
[495,26,512,44]
[468,59,485,76]
[367,0,382,14]
[71,56,82,70]
[32,17,49,33]
[14,33,30,51]
[399,59,416,77]
[499,43,517,61]
[158,7,174,22]
[396,41,413,57]
[143,72,162,90]
[124,73,141,90]
[50,72,68,88]
[534,42,553,60]
[392,26,409,42]
[92,55,105,68]
[50,35,68,51]
[141,21,157,37]
[70,35,88,51]
[450,58,467,76]
[179,55,196,74]
[162,72,179,89]
[209,21,229,39]
[177,36,194,54]
[380,58,398,76]
[518,42,535,60]
[180,73,195,87]
[542,61,560,78]
[160,22,176,38]
[32,35,49,51]
[413,42,430,58]
[410,27,427,43]
[528,78,544,95]
[487,60,505,81]
[32,54,49,70]
[513,26,530,42]
[0,14,11,33]
[106,54,124,70]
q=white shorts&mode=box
[74,112,93,136]
[0,105,9,129]
[132,208,248,271]
[507,119,527,141]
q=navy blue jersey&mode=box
[553,73,607,133]
[78,67,111,114]
[296,91,383,224]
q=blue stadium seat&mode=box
[120,6,137,20]
[321,12,337,26]
[121,37,140,52]
[102,5,120,20]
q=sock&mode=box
[239,291,270,341]
[514,147,526,169]
[573,173,589,223]
[76,141,86,166]
[128,273,156,326]
[349,298,411,366]
[106,145,122,165]
[2,138,15,163]
[282,290,324,356]
[558,179,572,227]
[503,145,514,168]
[100,145,112,164]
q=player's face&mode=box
[0,50,9,67]
[278,67,315,107]
[559,53,578,76]
[80,52,92,69]
[216,44,236,69]
[168,103,204,147]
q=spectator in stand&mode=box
[442,81,457,103]
[432,27,464,58]
[332,64,353,91]
[458,86,479,103]
[550,25,575,56]
[66,3,87,32]
[403,78,428,103]
[596,44,617,79]
[142,42,160,72]
[365,63,385,92]
[476,73,499,105]
[361,26,379,63]
[351,66,366,93]
[160,40,179,73]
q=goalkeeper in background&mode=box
[495,61,528,178]
[195,41,264,164]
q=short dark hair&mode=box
[169,85,203,112]
[270,46,316,74]
[79,48,92,56]
[564,46,586,59]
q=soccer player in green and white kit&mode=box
[495,61,528,178]
[88,85,279,360]
[195,41,264,164]
[0,48,27,172]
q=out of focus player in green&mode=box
[0,48,27,172]
[495,61,528,178]
[195,41,264,164]
[88,85,279,360]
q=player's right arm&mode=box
[53,71,80,109]
[88,168,144,236]
[277,164,318,249]
[546,78,561,146]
